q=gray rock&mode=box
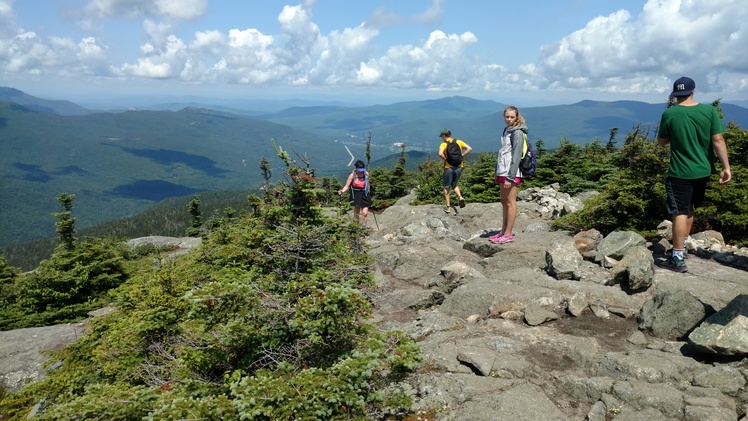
[434,261,483,293]
[560,197,584,216]
[456,349,494,376]
[402,310,462,341]
[448,381,570,421]
[612,379,685,418]
[688,294,748,356]
[639,290,710,339]
[595,230,647,262]
[585,400,608,421]
[545,240,584,280]
[125,235,201,250]
[557,375,614,404]
[0,324,84,392]
[374,288,444,313]
[567,293,588,317]
[684,405,737,421]
[690,230,725,247]
[596,348,704,384]
[575,260,612,284]
[609,246,655,291]
[627,331,648,345]
[609,306,636,319]
[691,365,747,394]
[523,303,558,326]
[522,221,550,233]
[589,301,610,319]
[573,228,603,260]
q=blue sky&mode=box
[1,0,747,107]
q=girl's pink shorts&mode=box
[496,176,521,185]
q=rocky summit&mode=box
[364,187,748,421]
[2,185,748,421]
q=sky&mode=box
[1,0,747,108]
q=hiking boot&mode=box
[494,234,515,244]
[443,206,451,214]
[459,198,466,208]
[655,255,688,273]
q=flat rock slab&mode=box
[0,323,84,391]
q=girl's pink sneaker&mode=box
[489,232,504,242]
[495,234,515,244]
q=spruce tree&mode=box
[53,193,76,250]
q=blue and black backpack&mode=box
[519,132,537,177]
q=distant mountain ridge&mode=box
[256,95,748,153]
[2,87,747,248]
[0,87,91,115]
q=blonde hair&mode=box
[504,105,526,127]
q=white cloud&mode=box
[412,0,445,24]
[117,33,185,78]
[350,30,482,91]
[84,0,207,20]
[534,0,748,97]
[143,18,174,45]
[309,24,380,85]
[0,0,15,31]
[356,62,382,85]
[117,58,172,78]
[0,29,110,78]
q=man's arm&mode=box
[438,144,446,161]
[711,133,732,184]
[657,136,669,147]
[461,143,472,157]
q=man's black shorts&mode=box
[665,176,709,215]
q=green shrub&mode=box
[553,128,669,237]
[697,166,748,246]
[0,237,129,330]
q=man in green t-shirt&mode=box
[656,76,732,272]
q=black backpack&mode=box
[445,140,463,166]
[519,133,537,177]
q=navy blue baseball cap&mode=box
[671,76,695,97]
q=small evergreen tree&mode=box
[534,138,547,158]
[412,156,447,205]
[53,193,76,250]
[186,195,202,237]
[459,152,501,203]
[0,255,21,327]
[607,128,619,152]
[369,143,417,209]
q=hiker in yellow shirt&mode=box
[438,128,471,213]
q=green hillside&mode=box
[0,102,354,247]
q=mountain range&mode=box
[2,87,747,248]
